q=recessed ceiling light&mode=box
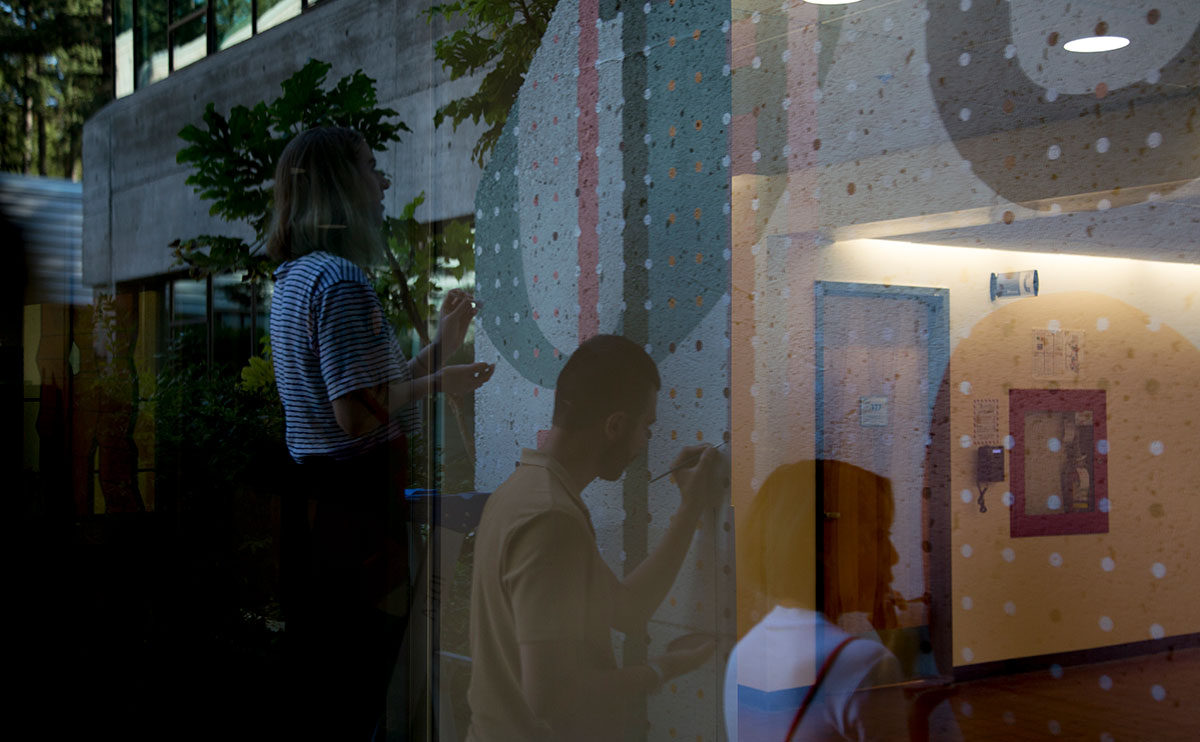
[1064,36,1131,53]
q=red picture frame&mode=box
[1009,389,1108,538]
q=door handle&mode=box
[823,512,841,519]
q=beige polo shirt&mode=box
[466,449,624,742]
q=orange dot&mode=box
[696,430,704,441]
[1047,31,1059,46]
[694,160,703,172]
[693,29,701,41]
[847,182,857,195]
[671,430,677,440]
[1002,98,1015,114]
[694,119,703,131]
[1004,155,1016,170]
[669,167,677,179]
[695,252,703,264]
[1095,81,1108,98]
[1003,210,1015,225]
[533,387,539,396]
[668,79,676,91]
[694,72,703,83]
[668,255,677,266]
[695,295,703,307]
[669,388,677,399]
[668,297,677,309]
[668,213,676,225]
[669,36,676,47]
[696,388,703,398]
[693,208,702,220]
[669,125,677,137]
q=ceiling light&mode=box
[1064,36,1130,53]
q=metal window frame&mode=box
[132,0,322,89]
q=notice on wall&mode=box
[859,396,889,427]
[1032,329,1084,379]
[973,399,1001,446]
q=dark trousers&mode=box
[282,441,410,739]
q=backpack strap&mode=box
[784,636,858,742]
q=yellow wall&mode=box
[950,291,1200,665]
[733,237,1200,667]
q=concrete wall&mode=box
[83,0,487,288]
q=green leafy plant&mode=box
[427,0,556,167]
[172,58,410,283]
[173,58,480,477]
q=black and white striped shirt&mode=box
[270,251,420,463]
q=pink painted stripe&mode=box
[576,0,600,342]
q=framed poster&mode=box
[1009,389,1108,538]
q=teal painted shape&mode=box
[639,0,730,360]
[474,107,568,389]
[476,0,732,386]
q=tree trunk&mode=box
[23,62,34,175]
[37,103,47,177]
[102,0,115,101]
[21,1,34,174]
[67,128,82,181]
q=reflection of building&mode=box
[75,0,1200,738]
[468,1,1199,740]
[82,1,485,517]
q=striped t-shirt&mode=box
[270,251,421,463]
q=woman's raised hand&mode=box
[436,289,478,357]
[438,361,496,395]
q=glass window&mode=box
[169,276,209,369]
[256,0,301,35]
[115,0,134,97]
[135,0,169,89]
[170,0,208,72]
[215,0,254,51]
[212,272,268,368]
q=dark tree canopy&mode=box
[0,0,112,178]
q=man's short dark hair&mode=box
[552,334,661,429]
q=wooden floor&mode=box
[925,647,1200,741]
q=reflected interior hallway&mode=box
[925,647,1200,741]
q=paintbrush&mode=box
[649,440,727,483]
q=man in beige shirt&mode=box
[467,334,727,742]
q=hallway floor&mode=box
[936,647,1199,741]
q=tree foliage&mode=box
[173,58,411,283]
[174,58,477,343]
[427,0,556,167]
[0,0,111,178]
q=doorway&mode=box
[814,281,951,681]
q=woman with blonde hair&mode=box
[726,460,908,741]
[267,126,494,737]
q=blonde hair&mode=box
[737,460,897,630]
[266,127,384,267]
